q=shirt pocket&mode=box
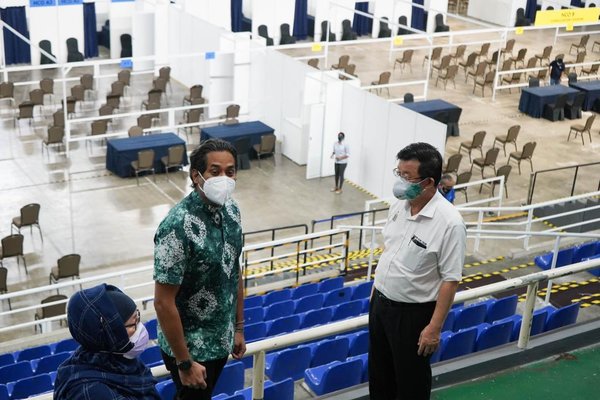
[397,240,429,271]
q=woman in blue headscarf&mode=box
[54,283,161,400]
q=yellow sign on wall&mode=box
[534,8,600,26]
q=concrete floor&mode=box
[1,10,600,397]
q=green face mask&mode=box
[393,176,425,200]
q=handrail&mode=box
[527,161,600,205]
[242,224,309,270]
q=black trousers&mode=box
[334,163,347,189]
[161,350,227,400]
[368,290,436,400]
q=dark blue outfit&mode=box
[440,187,455,203]
[549,60,565,85]
[54,284,160,400]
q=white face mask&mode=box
[123,322,149,359]
[198,175,236,206]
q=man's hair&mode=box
[397,142,443,185]
[338,132,345,139]
[440,174,454,183]
[189,139,237,187]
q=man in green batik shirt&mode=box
[153,139,245,400]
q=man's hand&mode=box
[232,331,246,359]
[179,361,207,390]
[417,324,441,357]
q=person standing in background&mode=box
[331,132,349,194]
[549,57,565,85]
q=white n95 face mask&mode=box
[123,322,149,359]
[199,175,236,206]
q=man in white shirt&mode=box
[369,142,466,400]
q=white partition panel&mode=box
[251,0,295,46]
[425,0,448,33]
[29,5,59,65]
[319,78,344,175]
[339,84,366,187]
[467,0,527,27]
[372,0,394,38]
[183,0,231,30]
[132,11,154,71]
[314,0,355,42]
[109,0,135,59]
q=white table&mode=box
[468,0,528,27]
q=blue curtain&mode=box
[231,0,243,32]
[293,0,308,40]
[525,0,537,22]
[0,6,31,65]
[83,2,98,58]
[571,0,583,6]
[411,0,426,30]
[353,2,372,36]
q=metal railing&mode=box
[242,224,309,270]
[311,208,389,249]
[527,161,600,205]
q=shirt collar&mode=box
[402,191,441,219]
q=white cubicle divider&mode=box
[182,0,231,31]
[540,0,573,10]
[251,0,296,46]
[425,0,448,33]
[109,0,135,59]
[132,11,154,71]
[372,0,413,38]
[467,0,527,27]
[314,0,355,43]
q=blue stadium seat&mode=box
[486,295,518,323]
[9,373,53,399]
[299,308,333,329]
[213,361,244,396]
[244,306,264,324]
[263,289,292,307]
[308,337,350,367]
[304,359,363,396]
[291,283,319,299]
[54,338,78,353]
[442,308,456,332]
[16,345,52,362]
[584,253,600,276]
[431,331,452,363]
[332,300,363,322]
[534,248,575,270]
[155,379,175,400]
[266,315,301,336]
[245,322,267,342]
[140,345,163,367]
[351,281,374,300]
[317,277,344,293]
[323,287,352,307]
[453,302,487,331]
[294,293,324,314]
[347,353,368,382]
[0,362,33,385]
[234,378,294,400]
[573,241,599,263]
[244,295,262,309]
[32,352,70,374]
[144,319,158,340]
[215,393,246,400]
[361,298,370,313]
[264,300,294,321]
[508,307,551,341]
[0,385,7,400]
[475,320,514,351]
[347,330,369,356]
[0,355,14,369]
[265,346,311,381]
[440,327,477,361]
[545,303,580,331]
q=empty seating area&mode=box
[534,241,600,274]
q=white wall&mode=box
[182,0,231,31]
[251,0,295,45]
[314,0,355,42]
[372,0,413,38]
[110,0,135,58]
[425,0,448,33]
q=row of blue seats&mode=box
[0,372,55,400]
[0,352,72,386]
[534,241,600,275]
[156,376,294,400]
[442,295,518,332]
[244,277,348,309]
[0,338,78,368]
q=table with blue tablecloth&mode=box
[518,85,580,118]
[200,121,275,146]
[106,133,188,178]
[569,80,600,111]
[401,99,463,136]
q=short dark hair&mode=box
[397,142,443,185]
[189,139,237,187]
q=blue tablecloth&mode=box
[200,121,275,145]
[518,85,580,118]
[106,133,188,178]
[569,81,600,111]
[401,99,463,136]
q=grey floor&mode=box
[1,10,600,398]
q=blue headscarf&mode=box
[54,284,160,400]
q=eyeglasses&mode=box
[124,309,141,331]
[392,168,423,182]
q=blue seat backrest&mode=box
[332,300,363,322]
[244,295,263,309]
[486,295,518,323]
[584,253,600,276]
[305,359,363,396]
[245,322,267,342]
[348,330,369,356]
[0,384,7,400]
[573,241,599,263]
[323,287,352,307]
[267,315,301,336]
[144,319,158,340]
[346,352,368,382]
[511,308,551,341]
[545,303,580,331]
[213,361,244,396]
[476,320,513,351]
[155,379,176,400]
[300,307,334,329]
[318,277,344,293]
[34,352,71,374]
[264,300,294,321]
[310,337,350,367]
[10,373,53,399]
[16,345,52,363]
[140,345,163,366]
[0,361,33,385]
[454,302,487,331]
[0,355,14,369]
[54,338,78,353]
[264,377,294,400]
[556,248,575,267]
[294,293,324,314]
[442,309,456,332]
[263,289,292,307]
[291,283,319,299]
[440,327,477,361]
[265,346,311,381]
[244,306,264,324]
[351,281,374,300]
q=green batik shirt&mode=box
[153,190,242,362]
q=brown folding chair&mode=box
[370,72,391,97]
[183,84,204,105]
[501,39,516,59]
[436,65,459,89]
[432,55,452,78]
[34,295,67,333]
[49,254,81,287]
[471,147,500,178]
[507,141,536,174]
[480,165,512,198]
[460,52,478,80]
[332,55,350,70]
[443,154,463,175]
[11,204,42,243]
[161,145,186,180]
[455,171,472,203]
[131,149,156,184]
[474,42,491,62]
[450,44,466,65]
[493,125,520,156]
[570,34,590,55]
[308,58,319,69]
[535,45,553,66]
[394,50,414,72]
[128,126,144,137]
[253,134,277,167]
[423,46,442,67]
[224,104,240,125]
[0,234,27,274]
[509,48,528,68]
[459,130,486,162]
[474,70,496,97]
[14,102,35,134]
[568,114,595,145]
[158,66,172,93]
[42,126,65,159]
[0,267,11,310]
